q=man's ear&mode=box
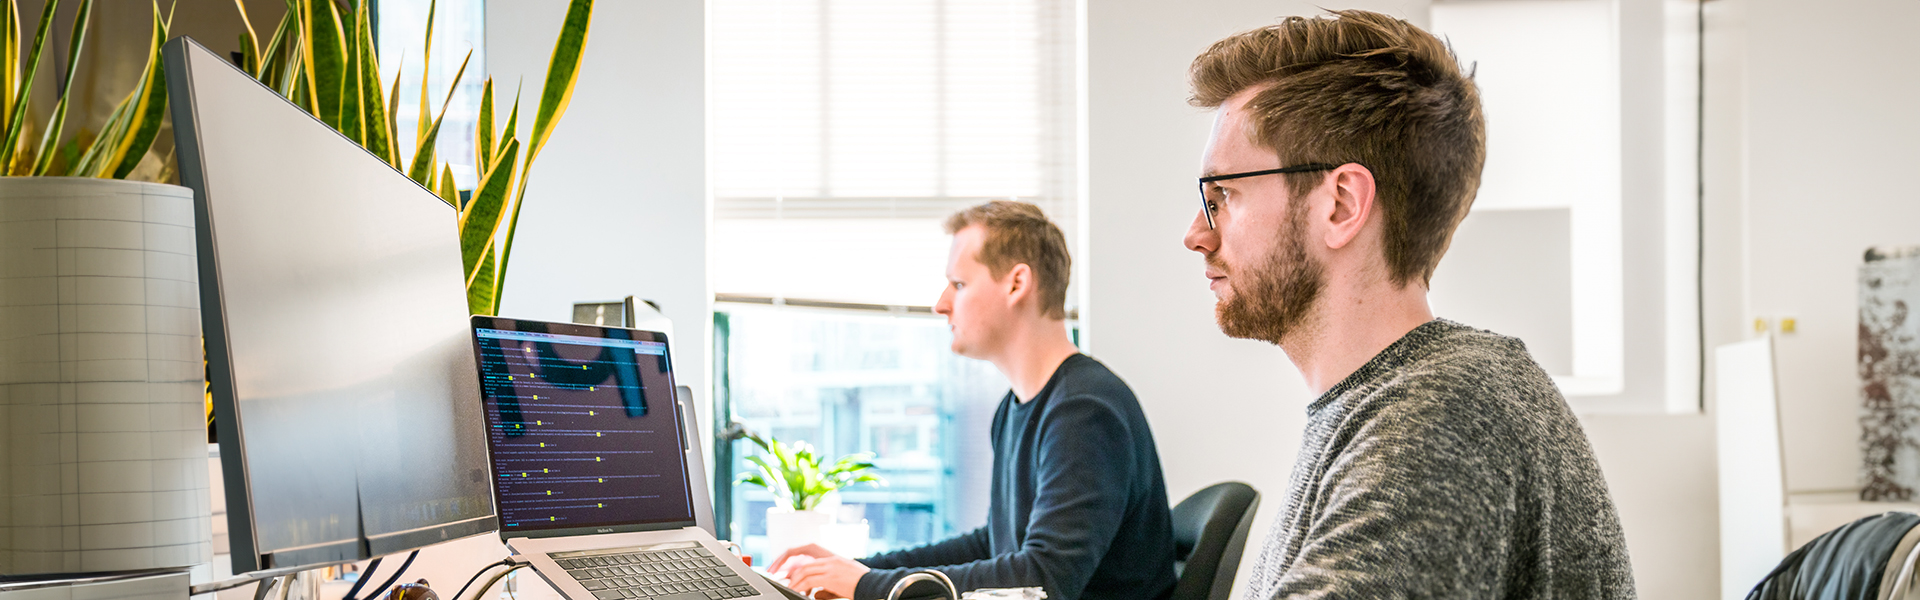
[1322,163,1377,250]
[1003,263,1035,307]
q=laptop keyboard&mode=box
[551,543,757,600]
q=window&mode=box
[709,0,1080,557]
[376,0,487,190]
[715,306,1008,560]
[710,0,1079,306]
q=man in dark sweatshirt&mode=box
[1181,10,1634,598]
[772,200,1177,600]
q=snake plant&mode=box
[235,0,592,315]
[0,0,171,179]
[737,431,885,512]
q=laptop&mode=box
[470,316,785,600]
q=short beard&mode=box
[1212,204,1324,345]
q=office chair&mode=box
[1171,482,1261,600]
[1744,511,1920,600]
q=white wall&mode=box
[1083,2,1732,599]
[1734,0,1920,497]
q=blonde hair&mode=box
[944,201,1071,320]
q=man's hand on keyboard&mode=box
[772,546,868,600]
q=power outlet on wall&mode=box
[1751,315,1799,335]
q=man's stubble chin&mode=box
[1211,217,1324,346]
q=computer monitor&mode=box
[165,37,496,574]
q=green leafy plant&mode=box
[234,0,592,315]
[737,432,885,512]
[0,0,172,179]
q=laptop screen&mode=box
[471,317,696,535]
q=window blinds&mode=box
[711,0,1078,306]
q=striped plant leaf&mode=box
[438,164,457,208]
[33,0,90,175]
[337,4,364,146]
[465,244,496,316]
[496,84,520,162]
[73,0,168,180]
[416,0,436,145]
[0,0,18,136]
[1,0,58,174]
[460,138,519,315]
[474,77,493,175]
[522,0,592,170]
[297,0,348,128]
[405,49,470,188]
[494,0,592,311]
[385,54,404,169]
[257,6,297,89]
[233,0,259,75]
[353,1,393,166]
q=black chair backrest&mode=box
[1171,481,1260,600]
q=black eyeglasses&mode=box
[1196,163,1341,229]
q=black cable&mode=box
[450,559,516,600]
[355,550,421,600]
[341,557,385,600]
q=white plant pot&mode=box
[764,507,832,557]
[0,177,212,575]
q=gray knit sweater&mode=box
[1246,320,1636,599]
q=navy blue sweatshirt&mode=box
[852,354,1177,600]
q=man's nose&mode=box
[1184,209,1217,254]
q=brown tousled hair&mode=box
[944,201,1071,320]
[1189,9,1485,287]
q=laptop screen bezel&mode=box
[471,315,700,539]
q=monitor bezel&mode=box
[169,35,499,574]
[470,315,701,539]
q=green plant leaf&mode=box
[493,0,591,315]
[459,138,518,313]
[385,54,404,169]
[416,0,436,145]
[438,165,457,207]
[349,0,391,163]
[496,83,521,159]
[298,0,347,128]
[233,0,260,75]
[0,0,19,135]
[736,472,768,489]
[465,245,496,316]
[336,8,364,146]
[1,0,59,174]
[474,77,493,174]
[258,6,299,94]
[405,49,470,188]
[74,0,169,180]
[523,0,591,169]
[32,0,90,176]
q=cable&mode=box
[467,565,531,600]
[449,559,516,600]
[341,557,386,600]
[354,550,421,600]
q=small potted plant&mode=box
[737,431,885,555]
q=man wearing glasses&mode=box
[1184,10,1634,598]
